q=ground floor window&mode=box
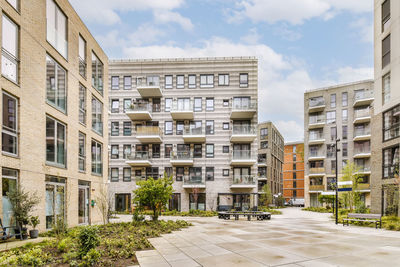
[217,193,258,211]
[2,168,18,227]
[169,193,181,211]
[189,193,205,211]
[310,193,321,207]
[45,176,66,229]
[115,193,131,212]
[382,185,399,216]
[78,181,90,225]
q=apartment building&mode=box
[371,0,400,216]
[283,142,305,204]
[304,80,374,208]
[0,0,108,231]
[257,122,284,198]
[108,57,258,212]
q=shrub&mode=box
[81,248,101,266]
[132,209,145,222]
[57,237,72,253]
[355,203,368,214]
[78,226,100,258]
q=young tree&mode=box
[133,175,173,221]
[259,184,273,207]
[96,183,112,225]
[340,162,363,211]
[7,187,40,230]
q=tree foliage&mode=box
[133,175,173,221]
[340,162,363,211]
[259,184,273,207]
[7,187,40,228]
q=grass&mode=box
[302,207,334,213]
[0,220,191,266]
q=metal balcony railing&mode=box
[309,167,325,174]
[309,115,325,124]
[354,108,371,119]
[126,103,152,112]
[183,175,205,186]
[232,150,251,160]
[309,150,325,158]
[231,100,257,111]
[309,133,324,141]
[232,175,256,185]
[171,101,193,112]
[354,147,371,155]
[354,128,371,137]
[171,151,193,160]
[184,127,203,135]
[127,151,150,160]
[232,125,256,135]
[354,90,374,101]
[136,126,162,136]
[309,98,325,107]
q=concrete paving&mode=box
[117,208,400,267]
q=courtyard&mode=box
[114,208,400,267]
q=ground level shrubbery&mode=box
[258,206,283,215]
[302,207,334,213]
[0,220,191,266]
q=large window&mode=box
[330,94,336,108]
[111,145,119,159]
[176,121,184,135]
[91,140,102,175]
[190,193,206,210]
[165,75,173,89]
[124,76,132,90]
[46,55,66,112]
[383,73,390,104]
[111,122,119,136]
[123,168,131,182]
[383,145,399,179]
[326,111,336,124]
[194,144,202,158]
[382,0,391,32]
[382,34,391,68]
[260,128,268,139]
[2,92,18,155]
[123,145,131,159]
[383,104,400,141]
[110,168,119,182]
[92,96,103,135]
[239,73,248,87]
[123,99,132,112]
[78,132,85,172]
[78,35,86,77]
[46,116,66,167]
[165,144,172,158]
[165,98,172,112]
[165,121,173,135]
[206,120,214,135]
[200,74,214,88]
[188,75,196,88]
[2,168,18,228]
[111,76,119,90]
[218,74,229,85]
[342,109,348,122]
[206,167,214,181]
[45,176,65,229]
[92,52,103,94]
[177,75,184,89]
[206,98,214,111]
[123,121,131,136]
[194,97,202,112]
[46,0,67,58]
[111,99,119,113]
[2,14,19,83]
[206,144,214,158]
[79,84,86,125]
[342,92,348,107]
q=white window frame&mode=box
[46,116,67,167]
[92,96,103,135]
[111,76,119,90]
[165,75,173,89]
[78,35,86,78]
[176,75,184,89]
[46,0,68,58]
[2,14,19,83]
[79,84,86,125]
[124,76,132,90]
[200,74,214,88]
[46,55,67,113]
[218,74,229,85]
[188,74,196,88]
[91,52,103,94]
[92,139,103,175]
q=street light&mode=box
[334,137,340,225]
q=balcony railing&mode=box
[183,175,205,186]
[309,167,325,174]
[357,183,370,190]
[309,98,325,108]
[136,126,162,136]
[309,133,324,141]
[232,175,256,185]
[355,90,374,101]
[184,127,203,135]
[309,115,325,124]
[127,151,150,160]
[354,108,371,119]
[356,166,371,173]
[232,150,251,160]
[309,150,325,158]
[354,147,371,155]
[231,100,257,111]
[232,125,256,135]
[171,101,193,112]
[309,185,324,191]
[354,128,371,137]
[171,151,193,160]
[137,77,160,87]
[126,103,152,112]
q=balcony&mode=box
[170,102,194,120]
[126,103,152,121]
[183,175,206,189]
[355,166,371,175]
[257,174,267,181]
[309,185,324,192]
[357,183,371,191]
[126,152,151,167]
[257,157,267,166]
[308,151,326,161]
[309,115,325,129]
[183,127,206,143]
[353,108,371,124]
[170,151,194,166]
[353,128,371,141]
[231,175,257,189]
[309,167,325,177]
[308,134,325,145]
[137,79,163,97]
[136,126,162,143]
[230,126,257,143]
[308,98,325,112]
[230,150,257,166]
[353,90,374,107]
[353,148,371,159]
[230,100,257,119]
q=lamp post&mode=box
[335,137,340,225]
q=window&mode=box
[165,167,173,178]
[194,144,202,158]
[342,109,348,122]
[111,76,119,90]
[330,127,337,141]
[342,125,347,140]
[91,140,102,175]
[123,168,131,182]
[326,111,336,124]
[260,128,268,139]
[111,145,119,159]
[111,99,119,113]
[79,84,86,124]
[165,75,173,89]
[341,92,348,107]
[46,55,66,112]
[342,143,348,157]
[92,96,103,135]
[382,0,391,32]
[92,52,104,94]
[2,14,19,83]
[123,121,131,136]
[111,122,119,136]
[177,75,184,89]
[46,116,66,167]
[189,167,202,183]
[123,99,132,112]
[206,144,214,158]
[382,34,390,68]
[46,0,67,58]
[6,0,19,10]
[111,168,119,182]
[146,167,159,179]
[200,74,214,88]
[223,169,229,176]
[218,74,229,85]
[239,73,248,87]
[194,98,202,112]
[188,75,196,88]
[2,92,18,155]
[165,144,172,158]
[78,35,86,78]
[383,104,400,141]
[123,145,131,159]
[330,94,336,108]
[152,144,160,158]
[293,163,297,170]
[165,121,173,135]
[383,145,399,179]
[176,121,184,135]
[165,98,172,112]
[78,132,85,171]
[206,120,214,134]
[223,99,229,107]
[124,76,132,90]
[206,98,214,111]
[223,146,229,153]
[152,98,161,112]
[383,73,390,104]
[261,141,268,149]
[176,167,184,181]
[223,123,229,130]
[206,167,214,181]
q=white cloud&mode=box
[129,24,167,46]
[228,0,372,25]
[240,28,261,44]
[153,10,194,31]
[336,66,373,84]
[274,120,305,143]
[351,18,373,44]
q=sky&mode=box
[70,0,374,142]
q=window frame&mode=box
[382,34,391,69]
[123,76,132,90]
[206,144,214,158]
[78,132,86,172]
[176,75,185,89]
[111,76,119,90]
[165,75,173,89]
[206,167,214,181]
[46,55,67,113]
[2,14,19,84]
[206,97,214,111]
[92,95,103,136]
[111,99,119,113]
[206,120,214,135]
[111,121,119,136]
[2,91,18,156]
[123,167,131,182]
[110,168,119,182]
[165,121,173,135]
[188,74,196,88]
[218,74,229,86]
[200,74,214,88]
[111,144,119,159]
[46,0,68,58]
[91,139,103,175]
[79,84,86,125]
[91,52,104,94]
[194,97,202,112]
[46,115,67,168]
[239,73,248,87]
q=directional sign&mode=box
[338,187,352,192]
[338,181,353,186]
[321,192,336,196]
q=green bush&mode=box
[81,248,101,266]
[57,238,70,253]
[78,226,100,258]
[302,207,333,213]
[258,206,283,215]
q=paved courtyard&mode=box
[117,208,400,267]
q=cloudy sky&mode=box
[70,0,374,142]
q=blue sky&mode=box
[70,0,374,142]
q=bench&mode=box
[218,211,271,221]
[0,218,22,241]
[342,213,382,229]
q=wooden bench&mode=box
[342,213,382,229]
[218,211,271,221]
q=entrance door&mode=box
[45,182,65,229]
[78,185,90,224]
[115,194,131,212]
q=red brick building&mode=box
[283,142,304,204]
